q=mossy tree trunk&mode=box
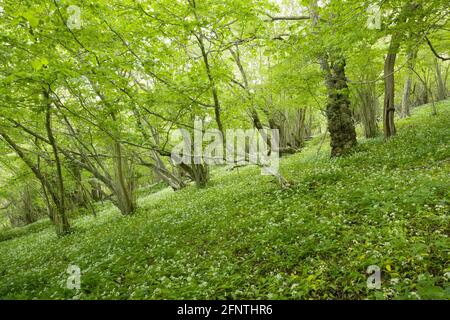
[320,56,357,156]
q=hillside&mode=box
[0,101,449,300]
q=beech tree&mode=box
[0,0,448,235]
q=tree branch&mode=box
[426,36,450,61]
[266,14,311,21]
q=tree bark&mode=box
[401,49,417,118]
[355,82,379,138]
[383,36,401,138]
[309,1,357,156]
[229,46,273,150]
[320,56,357,156]
[44,95,71,235]
[180,162,209,188]
[113,140,136,215]
[383,2,418,138]
[435,58,447,101]
[192,15,224,139]
[22,186,36,225]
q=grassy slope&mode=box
[0,102,449,300]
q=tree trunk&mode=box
[401,50,417,118]
[113,141,136,215]
[22,186,36,225]
[36,144,57,223]
[269,109,306,152]
[309,1,356,156]
[68,161,88,209]
[130,106,187,191]
[150,128,186,191]
[431,92,438,116]
[89,179,105,201]
[383,2,418,138]
[180,162,209,188]
[306,107,313,138]
[355,81,379,138]
[401,77,412,118]
[45,97,71,235]
[0,127,70,235]
[383,45,399,138]
[320,57,357,156]
[435,58,447,101]
[229,46,273,151]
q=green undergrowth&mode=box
[0,101,449,300]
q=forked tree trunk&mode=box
[85,76,137,216]
[180,162,209,188]
[0,126,70,236]
[140,155,186,191]
[131,107,187,191]
[150,129,186,191]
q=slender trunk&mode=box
[86,76,137,215]
[22,186,36,225]
[401,78,412,118]
[229,46,272,149]
[356,82,379,138]
[444,64,450,90]
[383,37,400,138]
[44,96,71,235]
[0,128,70,235]
[41,183,57,223]
[401,50,417,118]
[269,109,306,152]
[196,34,224,138]
[189,1,224,139]
[89,179,105,201]
[431,92,437,116]
[68,161,87,208]
[36,140,56,223]
[383,2,418,138]
[307,106,313,138]
[68,161,96,216]
[132,107,186,191]
[113,141,135,215]
[435,58,447,101]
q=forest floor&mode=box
[0,101,449,300]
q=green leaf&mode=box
[22,11,39,28]
[31,58,49,71]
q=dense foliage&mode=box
[0,102,449,299]
[0,0,449,300]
